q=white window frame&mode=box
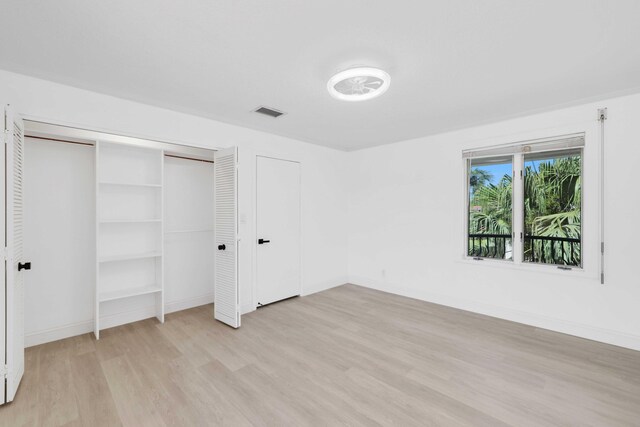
[466,155,516,263]
[462,133,586,272]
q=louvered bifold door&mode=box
[4,106,25,402]
[213,147,240,328]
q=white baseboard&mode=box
[302,277,348,297]
[100,305,157,331]
[349,276,640,352]
[239,277,347,314]
[166,293,214,314]
[241,303,256,315]
[25,320,94,348]
[25,293,216,347]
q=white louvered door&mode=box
[4,106,25,402]
[0,110,5,405]
[214,147,240,328]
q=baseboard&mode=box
[349,276,640,352]
[166,293,214,314]
[25,293,216,347]
[99,305,157,331]
[302,276,348,297]
[25,320,94,347]
[241,303,256,315]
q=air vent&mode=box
[253,106,285,118]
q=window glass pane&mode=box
[523,150,581,266]
[468,157,513,260]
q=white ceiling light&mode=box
[327,67,390,102]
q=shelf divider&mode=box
[99,181,161,188]
[100,285,162,303]
[99,219,162,224]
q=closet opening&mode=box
[21,120,225,346]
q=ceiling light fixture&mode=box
[327,67,390,102]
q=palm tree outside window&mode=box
[466,140,582,267]
[468,157,513,260]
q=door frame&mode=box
[1,108,7,404]
[3,113,231,338]
[21,115,221,157]
[252,152,302,310]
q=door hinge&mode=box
[601,242,605,254]
[1,365,7,379]
[2,247,7,261]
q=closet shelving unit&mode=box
[95,141,164,339]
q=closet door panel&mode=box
[4,107,25,402]
[213,147,240,328]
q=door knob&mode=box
[218,244,226,251]
[18,262,31,271]
[258,239,270,244]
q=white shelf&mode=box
[99,181,161,188]
[98,251,162,263]
[165,228,214,234]
[100,219,162,224]
[99,285,162,302]
[95,141,164,340]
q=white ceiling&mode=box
[1,1,640,151]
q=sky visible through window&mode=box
[486,163,511,184]
[483,160,545,183]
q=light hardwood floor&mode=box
[2,284,640,426]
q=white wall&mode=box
[0,69,349,332]
[348,92,640,350]
[23,138,96,345]
[164,156,215,308]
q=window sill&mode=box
[456,257,597,279]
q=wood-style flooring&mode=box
[2,284,640,426]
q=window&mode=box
[464,135,583,268]
[523,150,582,266]
[468,157,513,260]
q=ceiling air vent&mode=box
[253,106,285,118]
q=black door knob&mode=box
[258,239,270,244]
[218,244,226,251]
[18,262,31,271]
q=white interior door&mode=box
[256,156,301,306]
[214,147,240,328]
[4,106,26,402]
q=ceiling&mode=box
[1,1,639,151]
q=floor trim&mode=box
[302,277,348,297]
[25,293,215,347]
